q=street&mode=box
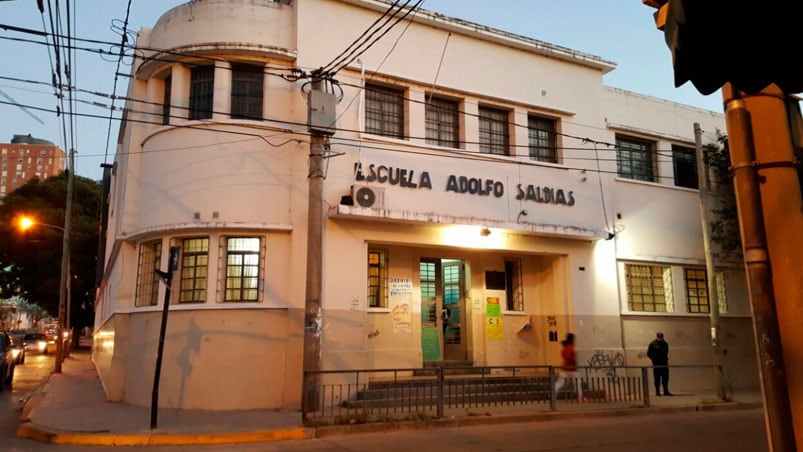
[1,353,769,452]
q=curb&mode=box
[16,422,311,446]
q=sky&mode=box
[0,0,723,181]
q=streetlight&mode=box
[18,215,70,373]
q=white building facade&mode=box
[94,0,757,410]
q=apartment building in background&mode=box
[94,0,756,411]
[0,134,65,201]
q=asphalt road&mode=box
[0,352,770,451]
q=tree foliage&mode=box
[0,172,101,330]
[704,133,742,262]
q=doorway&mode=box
[420,258,467,362]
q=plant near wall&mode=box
[704,133,742,262]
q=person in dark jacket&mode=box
[647,332,672,396]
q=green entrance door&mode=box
[420,258,466,362]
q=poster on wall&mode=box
[390,277,412,296]
[486,297,503,340]
[392,303,412,333]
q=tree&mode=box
[0,172,101,331]
[704,134,742,262]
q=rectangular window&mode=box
[684,268,709,313]
[162,75,171,125]
[365,84,404,138]
[135,240,162,307]
[716,271,728,314]
[178,237,209,303]
[425,96,459,148]
[224,237,261,302]
[367,248,388,308]
[189,65,214,120]
[528,115,557,163]
[616,136,656,182]
[505,258,524,311]
[231,63,264,120]
[673,145,698,189]
[479,106,509,155]
[625,263,672,312]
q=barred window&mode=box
[178,237,209,303]
[528,115,557,163]
[189,65,214,120]
[685,268,709,313]
[135,240,162,307]
[367,248,388,308]
[162,75,171,125]
[673,145,698,189]
[231,63,264,120]
[625,263,672,312]
[505,258,524,312]
[479,106,509,155]
[425,96,459,148]
[616,135,656,182]
[224,237,261,302]
[365,84,404,138]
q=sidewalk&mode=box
[16,350,764,446]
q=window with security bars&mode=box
[135,239,162,307]
[162,75,171,125]
[367,248,388,308]
[425,96,459,148]
[223,237,261,302]
[189,65,214,120]
[177,237,209,303]
[616,135,656,182]
[685,268,709,313]
[505,258,524,311]
[365,84,404,138]
[479,106,509,155]
[672,145,698,189]
[625,263,672,312]
[231,63,263,120]
[528,115,557,163]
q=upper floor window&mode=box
[177,237,209,303]
[223,237,261,302]
[425,96,459,148]
[625,263,673,312]
[231,63,264,120]
[162,75,172,125]
[367,248,388,308]
[479,106,509,155]
[528,115,557,163]
[672,145,698,189]
[616,135,656,182]
[135,239,162,307]
[189,65,214,120]
[365,84,404,139]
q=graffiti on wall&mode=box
[587,349,625,381]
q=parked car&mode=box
[9,335,25,364]
[23,332,55,354]
[0,331,16,391]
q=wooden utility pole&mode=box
[693,123,724,400]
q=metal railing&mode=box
[301,364,724,425]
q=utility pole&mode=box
[694,123,724,400]
[151,246,180,429]
[723,84,797,451]
[302,72,334,410]
[54,149,74,374]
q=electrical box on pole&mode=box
[308,89,337,136]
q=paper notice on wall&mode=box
[389,277,412,296]
[392,303,412,333]
[486,297,503,340]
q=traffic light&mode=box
[645,0,803,95]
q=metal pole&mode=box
[302,74,325,411]
[722,85,795,452]
[54,149,74,374]
[150,246,180,430]
[693,123,724,400]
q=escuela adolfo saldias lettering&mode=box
[354,162,576,207]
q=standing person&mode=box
[647,332,673,396]
[554,333,587,402]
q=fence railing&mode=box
[301,364,724,424]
